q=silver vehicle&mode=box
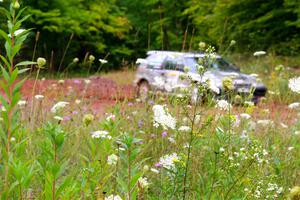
[134,50,267,103]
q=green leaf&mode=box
[0,29,11,43]
[0,55,10,69]
[18,68,30,74]
[12,78,26,95]
[1,66,10,83]
[9,68,18,85]
[16,61,36,67]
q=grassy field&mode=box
[1,3,300,199]
[1,55,299,199]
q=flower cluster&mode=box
[91,130,111,139]
[156,153,179,170]
[288,77,300,94]
[105,195,122,200]
[153,105,176,130]
[107,154,118,165]
[51,101,69,113]
[215,100,232,111]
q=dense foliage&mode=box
[0,0,299,70]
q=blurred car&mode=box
[134,50,267,103]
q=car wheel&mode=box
[138,81,150,102]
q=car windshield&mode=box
[213,58,240,72]
[184,57,239,72]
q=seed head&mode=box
[222,77,234,91]
[37,57,46,68]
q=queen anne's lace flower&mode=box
[138,177,150,189]
[288,102,300,109]
[178,126,191,132]
[35,94,44,100]
[253,51,266,56]
[257,119,274,127]
[215,100,231,111]
[209,81,220,94]
[91,130,111,139]
[288,77,300,94]
[17,100,27,106]
[240,113,251,119]
[107,154,118,165]
[105,195,122,200]
[153,105,176,130]
[158,153,179,170]
[53,116,63,121]
[51,101,69,113]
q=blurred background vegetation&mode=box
[0,0,299,71]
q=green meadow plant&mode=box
[37,122,78,199]
[0,1,36,198]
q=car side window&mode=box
[146,54,165,69]
[162,57,184,71]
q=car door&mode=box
[160,56,185,92]
[145,53,167,91]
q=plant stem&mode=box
[52,144,57,200]
[29,68,41,126]
[57,33,74,73]
[5,11,16,190]
[182,87,200,200]
[208,152,218,200]
[29,31,40,76]
[127,148,131,200]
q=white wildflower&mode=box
[288,77,300,93]
[268,90,275,95]
[178,126,191,132]
[295,131,300,135]
[53,116,63,121]
[1,106,6,112]
[10,137,16,142]
[168,137,176,144]
[288,146,294,151]
[51,101,69,113]
[138,177,150,189]
[195,114,201,124]
[99,59,108,64]
[257,119,274,127]
[288,102,300,109]
[35,94,44,100]
[158,153,179,170]
[84,79,91,84]
[244,101,254,107]
[153,105,176,130]
[150,168,159,174]
[143,165,149,172]
[17,100,27,106]
[262,149,268,156]
[219,147,225,152]
[75,99,81,104]
[253,51,266,56]
[209,82,220,94]
[250,73,259,78]
[215,100,231,111]
[240,113,251,120]
[91,130,110,139]
[105,195,123,200]
[280,123,288,128]
[106,113,116,121]
[107,154,118,165]
[58,79,65,84]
